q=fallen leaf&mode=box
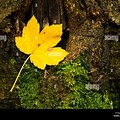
[15,15,68,70]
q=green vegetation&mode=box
[18,62,43,109]
[18,54,113,109]
[57,55,113,109]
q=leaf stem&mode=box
[10,55,30,92]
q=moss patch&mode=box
[18,54,113,109]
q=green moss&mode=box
[18,54,113,109]
[18,62,43,109]
[57,55,113,109]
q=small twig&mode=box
[43,69,48,79]
[10,55,30,92]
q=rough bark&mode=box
[31,0,120,99]
[63,0,120,86]
[0,0,23,23]
[32,0,67,29]
[0,0,32,32]
[0,0,120,108]
[0,0,33,109]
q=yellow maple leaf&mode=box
[30,43,68,69]
[16,15,68,69]
[15,15,40,54]
[10,15,68,92]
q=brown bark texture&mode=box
[0,0,120,108]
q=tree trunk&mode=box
[0,0,32,109]
[0,0,120,108]
[63,0,120,84]
[32,0,120,85]
[31,0,120,108]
